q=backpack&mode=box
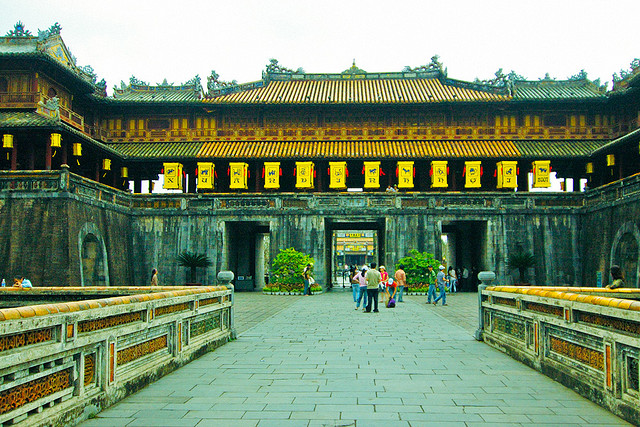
[387,298,396,308]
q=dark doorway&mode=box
[441,221,488,291]
[324,218,386,289]
[225,221,270,291]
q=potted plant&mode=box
[177,250,212,284]
[508,251,535,285]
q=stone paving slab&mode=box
[81,291,630,426]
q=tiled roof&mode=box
[513,140,608,157]
[112,84,202,103]
[512,80,605,100]
[205,78,510,104]
[0,111,58,127]
[107,142,203,159]
[106,139,609,160]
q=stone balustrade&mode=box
[480,285,640,424]
[0,286,233,426]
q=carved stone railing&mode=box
[0,286,232,426]
[480,286,640,424]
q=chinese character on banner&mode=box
[229,162,249,189]
[532,160,551,188]
[364,161,381,188]
[431,161,448,188]
[397,161,414,189]
[464,161,482,188]
[329,162,347,189]
[497,161,518,189]
[296,161,315,189]
[163,162,183,190]
[263,162,280,189]
[197,162,215,190]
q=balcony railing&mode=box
[100,124,631,142]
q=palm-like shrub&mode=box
[508,251,535,284]
[177,251,212,283]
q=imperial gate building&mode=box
[0,22,639,290]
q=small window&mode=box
[47,87,58,98]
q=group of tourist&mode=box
[350,263,407,312]
[348,262,470,310]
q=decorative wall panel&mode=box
[0,328,54,352]
[78,311,144,333]
[117,335,168,366]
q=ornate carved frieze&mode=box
[155,302,190,317]
[78,311,144,334]
[117,335,168,366]
[525,301,564,317]
[0,328,54,353]
[549,335,603,371]
[84,353,95,386]
[0,368,71,415]
[576,311,640,336]
[494,296,517,307]
[492,312,525,341]
[199,297,219,307]
[190,315,221,338]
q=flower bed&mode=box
[262,284,322,295]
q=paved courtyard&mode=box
[82,290,629,426]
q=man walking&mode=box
[394,264,406,302]
[365,262,382,313]
[434,265,448,306]
[426,265,437,304]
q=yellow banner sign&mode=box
[532,160,551,188]
[296,161,314,189]
[229,162,249,189]
[197,162,215,189]
[497,161,518,189]
[264,162,280,189]
[364,161,381,189]
[397,161,414,189]
[465,161,481,188]
[163,162,183,190]
[329,161,347,189]
[431,161,448,188]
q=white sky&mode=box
[2,0,639,94]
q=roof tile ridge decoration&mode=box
[0,286,228,321]
[2,22,107,95]
[114,75,203,100]
[612,58,640,92]
[486,286,640,311]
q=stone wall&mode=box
[0,169,639,289]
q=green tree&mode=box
[177,251,212,283]
[269,248,314,291]
[395,249,441,285]
[508,251,535,284]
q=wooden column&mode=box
[10,145,17,170]
[134,179,142,193]
[45,138,52,170]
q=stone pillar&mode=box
[475,271,495,341]
[217,270,236,339]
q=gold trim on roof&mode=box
[197,140,521,159]
[205,79,509,104]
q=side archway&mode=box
[610,222,640,288]
[78,223,110,287]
